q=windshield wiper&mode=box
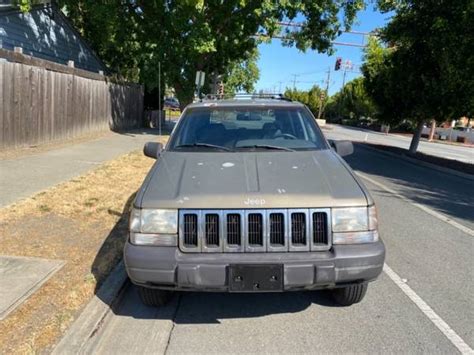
[237,144,295,152]
[174,143,233,152]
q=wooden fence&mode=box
[0,58,143,150]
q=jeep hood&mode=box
[137,150,370,209]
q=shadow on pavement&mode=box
[91,192,136,294]
[110,285,341,324]
[345,144,474,225]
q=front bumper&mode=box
[124,241,385,291]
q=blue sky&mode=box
[255,5,392,95]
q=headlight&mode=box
[129,208,178,246]
[332,206,379,244]
[141,209,177,234]
[332,207,368,232]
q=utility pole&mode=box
[317,67,331,120]
[342,66,347,88]
[338,68,347,120]
[428,119,436,141]
[278,81,283,93]
[211,72,218,95]
[158,61,162,136]
[292,74,298,89]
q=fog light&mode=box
[333,230,379,244]
[130,232,177,246]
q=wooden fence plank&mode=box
[13,63,22,147]
[3,62,13,148]
[48,69,54,142]
[30,66,39,146]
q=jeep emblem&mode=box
[244,198,266,206]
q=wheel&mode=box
[332,283,368,306]
[137,286,173,307]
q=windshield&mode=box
[169,106,327,152]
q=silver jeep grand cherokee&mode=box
[124,97,385,306]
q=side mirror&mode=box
[143,142,163,159]
[329,140,354,157]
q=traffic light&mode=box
[218,82,224,96]
[335,57,342,71]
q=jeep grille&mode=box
[179,209,331,253]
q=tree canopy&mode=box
[362,0,474,153]
[18,0,365,107]
[222,49,260,96]
[326,77,376,121]
[284,86,324,114]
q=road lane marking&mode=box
[356,172,474,237]
[384,264,474,354]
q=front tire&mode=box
[137,286,173,307]
[333,283,368,306]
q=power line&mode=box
[259,34,368,47]
[292,69,328,76]
[294,80,325,84]
[276,21,374,36]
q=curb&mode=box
[52,260,129,354]
[356,143,474,182]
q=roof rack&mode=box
[200,93,293,102]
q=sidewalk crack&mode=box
[164,293,182,355]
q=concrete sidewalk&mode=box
[0,129,164,208]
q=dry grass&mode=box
[0,136,167,353]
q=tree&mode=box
[361,37,406,121]
[57,1,141,81]
[19,0,366,109]
[222,49,260,96]
[327,77,376,120]
[132,0,365,108]
[363,0,474,154]
[284,86,323,114]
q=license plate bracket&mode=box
[229,264,283,292]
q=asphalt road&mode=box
[328,124,473,164]
[85,137,474,354]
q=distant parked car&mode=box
[357,118,372,128]
[453,126,472,133]
[164,97,180,111]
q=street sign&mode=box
[195,71,205,87]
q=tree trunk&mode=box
[174,84,194,111]
[409,121,424,155]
